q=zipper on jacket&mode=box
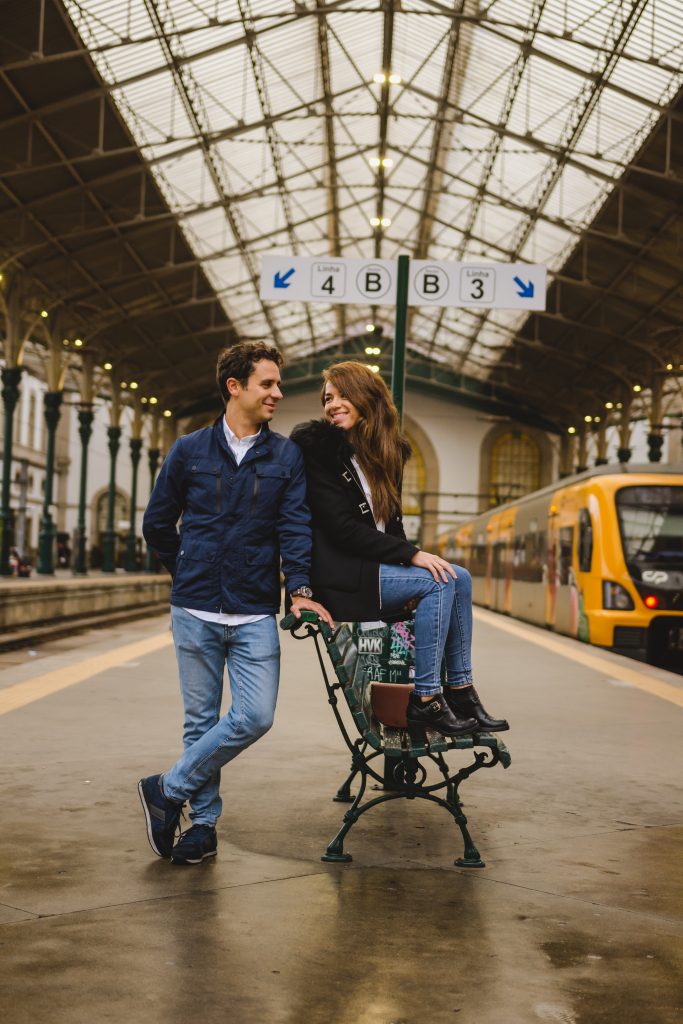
[251,471,260,515]
[215,472,221,513]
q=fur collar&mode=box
[290,418,352,462]
[290,417,412,464]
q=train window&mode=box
[616,486,683,563]
[470,534,487,577]
[559,527,574,585]
[578,509,593,572]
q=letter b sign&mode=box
[356,264,391,300]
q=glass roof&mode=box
[63,0,683,378]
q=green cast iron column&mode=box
[125,437,143,572]
[73,407,94,576]
[390,254,410,425]
[37,391,63,575]
[386,254,410,793]
[101,426,122,573]
[0,366,22,576]
[144,446,160,573]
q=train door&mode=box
[551,494,581,636]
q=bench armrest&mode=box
[279,610,321,630]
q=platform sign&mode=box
[260,255,397,305]
[261,255,546,310]
[408,260,546,310]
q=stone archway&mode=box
[403,412,440,550]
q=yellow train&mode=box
[437,465,683,671]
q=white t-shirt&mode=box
[184,417,268,626]
[351,456,385,628]
[351,456,385,532]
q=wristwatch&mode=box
[290,586,313,600]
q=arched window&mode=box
[95,489,128,541]
[489,431,540,507]
[401,432,427,544]
[402,432,426,515]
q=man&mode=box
[140,341,332,865]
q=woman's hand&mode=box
[410,550,457,583]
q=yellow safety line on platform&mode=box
[474,607,683,709]
[0,632,173,717]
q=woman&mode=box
[291,361,508,740]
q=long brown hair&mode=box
[321,362,406,523]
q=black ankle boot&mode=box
[444,685,509,732]
[406,691,477,742]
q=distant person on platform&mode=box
[140,341,333,865]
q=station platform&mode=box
[1,608,681,1024]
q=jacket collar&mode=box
[213,416,272,465]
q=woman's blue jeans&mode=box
[162,608,280,826]
[379,563,474,696]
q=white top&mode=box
[184,417,269,627]
[351,456,385,532]
[351,455,385,629]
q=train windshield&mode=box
[616,486,683,564]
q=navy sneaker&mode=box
[171,824,218,865]
[138,774,183,858]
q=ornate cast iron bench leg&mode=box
[333,740,366,803]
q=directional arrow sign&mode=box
[261,255,397,305]
[274,268,296,288]
[409,260,546,310]
[260,255,546,310]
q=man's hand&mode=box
[410,550,457,583]
[290,596,335,627]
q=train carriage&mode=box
[438,465,683,671]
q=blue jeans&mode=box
[379,563,474,696]
[163,608,280,826]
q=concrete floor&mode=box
[1,609,681,1024]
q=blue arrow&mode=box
[274,267,295,288]
[513,275,534,299]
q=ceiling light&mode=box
[366,323,375,332]
[62,339,70,346]
[103,362,113,371]
[370,217,381,227]
[149,396,158,405]
[380,217,391,227]
[129,381,139,390]
[73,338,83,347]
[369,157,381,168]
[373,72,386,84]
[605,401,614,409]
[633,384,642,392]
[594,416,601,423]
[568,426,576,434]
[381,157,393,168]
[141,397,148,404]
[616,402,623,409]
[667,363,673,370]
[584,415,592,423]
[366,364,380,373]
[120,381,128,389]
[163,409,172,418]
[40,309,48,318]
[388,74,402,84]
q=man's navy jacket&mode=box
[142,417,312,615]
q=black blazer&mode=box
[290,419,418,620]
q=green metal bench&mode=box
[281,610,511,867]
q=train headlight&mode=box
[644,594,660,609]
[602,581,635,610]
